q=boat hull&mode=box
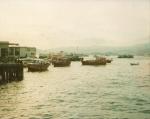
[130,63,139,66]
[28,63,50,72]
[106,59,112,63]
[118,55,134,58]
[53,61,71,67]
[81,60,106,65]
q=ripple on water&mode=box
[0,57,150,119]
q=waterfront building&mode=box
[9,46,36,58]
[0,41,36,58]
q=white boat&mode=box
[27,59,50,71]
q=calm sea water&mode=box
[0,56,150,119]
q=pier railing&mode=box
[0,63,23,85]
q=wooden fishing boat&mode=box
[81,57,107,65]
[27,59,50,71]
[69,55,82,61]
[52,58,71,67]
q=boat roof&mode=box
[19,58,45,61]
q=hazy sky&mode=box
[0,0,150,49]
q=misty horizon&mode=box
[0,0,150,49]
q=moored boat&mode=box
[69,55,82,61]
[81,57,107,65]
[118,55,134,58]
[52,58,71,67]
[106,59,113,63]
[130,63,139,66]
[17,57,35,67]
[27,59,50,71]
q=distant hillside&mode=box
[120,43,150,56]
[37,42,150,56]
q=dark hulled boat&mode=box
[69,55,82,61]
[106,59,112,63]
[81,57,107,65]
[52,58,71,67]
[130,63,139,66]
[27,59,50,72]
[118,55,134,58]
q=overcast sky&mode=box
[0,0,150,49]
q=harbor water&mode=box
[0,56,150,119]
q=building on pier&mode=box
[0,41,36,58]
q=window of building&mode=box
[1,48,8,57]
[9,47,14,56]
[15,47,20,56]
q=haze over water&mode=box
[0,57,150,119]
[0,0,150,49]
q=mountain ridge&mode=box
[37,42,150,56]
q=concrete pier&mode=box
[0,63,23,85]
